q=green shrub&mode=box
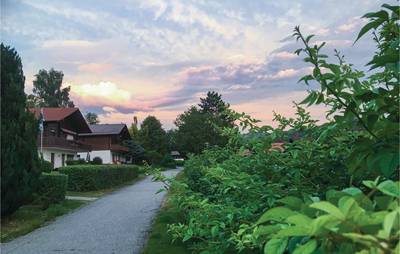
[58,165,140,191]
[145,150,163,165]
[66,159,87,166]
[175,160,185,167]
[160,154,176,169]
[91,157,102,165]
[36,173,68,207]
[38,159,53,173]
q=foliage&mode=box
[247,179,400,254]
[36,173,68,208]
[137,116,168,155]
[145,150,164,166]
[292,3,399,178]
[175,92,233,156]
[66,159,87,166]
[91,156,103,165]
[1,43,41,216]
[128,116,139,138]
[28,68,74,107]
[158,4,399,254]
[58,165,140,191]
[38,158,54,173]
[85,112,100,124]
[123,139,145,164]
[160,154,177,169]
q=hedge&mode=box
[37,173,68,204]
[58,165,140,191]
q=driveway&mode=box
[1,167,182,254]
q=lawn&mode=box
[142,173,189,254]
[1,200,87,242]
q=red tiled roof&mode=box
[30,108,79,121]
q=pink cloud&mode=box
[78,63,112,73]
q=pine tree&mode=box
[1,44,40,216]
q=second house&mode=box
[78,124,132,164]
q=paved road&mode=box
[1,167,182,254]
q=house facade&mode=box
[30,108,92,168]
[78,124,132,164]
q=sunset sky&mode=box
[2,0,390,129]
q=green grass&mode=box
[66,174,146,198]
[142,174,190,254]
[1,200,87,243]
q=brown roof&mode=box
[30,108,79,121]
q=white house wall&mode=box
[78,150,113,164]
[41,149,77,169]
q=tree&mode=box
[85,112,99,124]
[28,68,74,108]
[128,116,139,138]
[1,44,41,216]
[122,140,145,164]
[175,91,233,155]
[137,116,168,155]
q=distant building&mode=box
[78,124,132,164]
[30,108,92,168]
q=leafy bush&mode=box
[36,173,68,208]
[39,159,53,173]
[245,179,400,254]
[175,160,185,167]
[160,154,176,169]
[91,157,103,165]
[66,159,87,166]
[58,165,140,191]
[160,4,399,254]
[145,150,164,166]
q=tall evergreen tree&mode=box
[175,91,233,155]
[1,44,40,216]
[28,68,74,107]
[137,116,168,155]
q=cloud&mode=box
[78,63,112,73]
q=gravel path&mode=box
[1,167,182,254]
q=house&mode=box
[30,108,92,168]
[78,124,132,164]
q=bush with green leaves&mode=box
[39,158,54,173]
[66,159,87,166]
[161,4,399,254]
[36,173,68,208]
[59,165,140,191]
[160,154,177,169]
[240,179,399,254]
[91,157,103,165]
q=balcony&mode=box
[38,135,91,152]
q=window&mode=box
[66,134,74,140]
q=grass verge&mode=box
[66,174,146,198]
[1,199,87,243]
[142,173,189,254]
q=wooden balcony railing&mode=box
[38,135,91,152]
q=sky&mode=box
[1,0,392,129]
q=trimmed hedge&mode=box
[37,173,68,204]
[58,165,140,191]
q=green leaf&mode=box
[278,196,304,210]
[277,226,310,237]
[310,201,345,219]
[377,180,400,197]
[257,207,298,225]
[293,239,317,254]
[310,215,341,235]
[338,196,364,218]
[286,214,313,226]
[256,225,282,236]
[354,19,384,43]
[211,226,219,237]
[264,237,288,254]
